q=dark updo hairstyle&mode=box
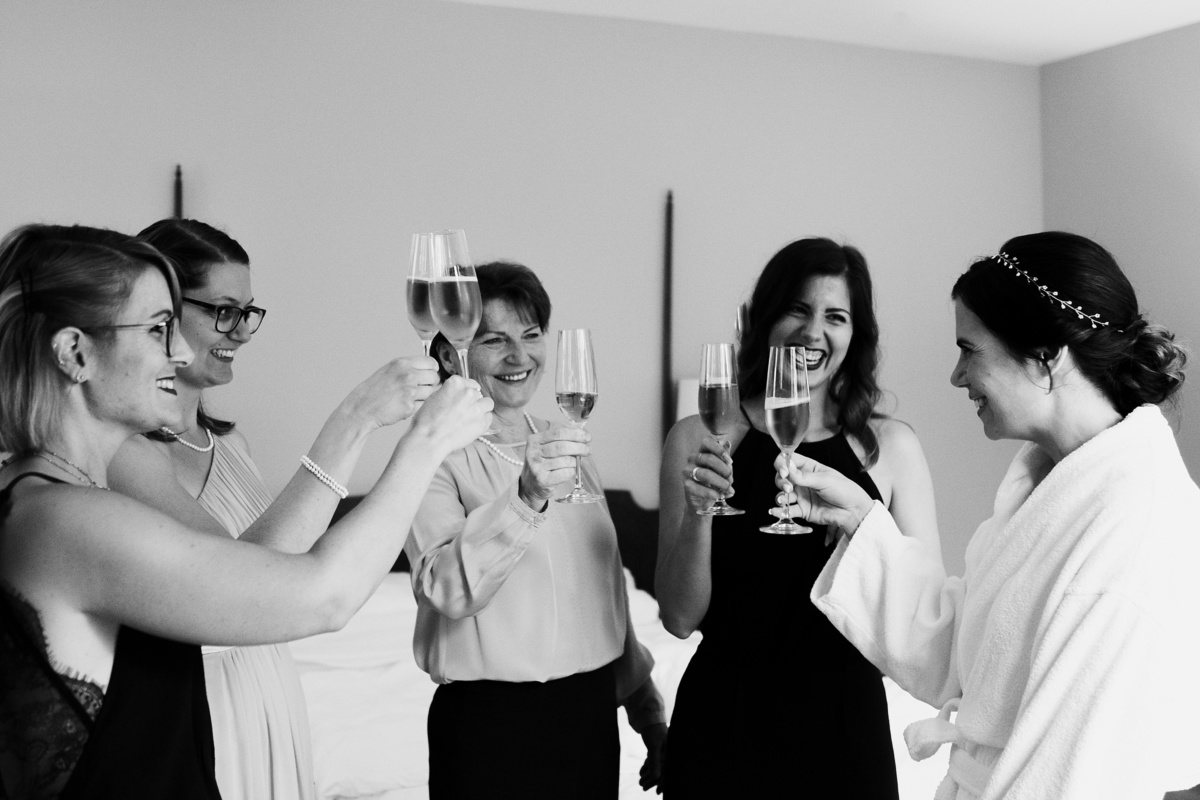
[432,261,552,382]
[138,218,251,437]
[952,231,1186,414]
[738,237,884,468]
[0,224,181,453]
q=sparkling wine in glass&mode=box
[428,229,482,380]
[407,233,437,357]
[555,328,603,504]
[760,346,812,534]
[696,343,745,516]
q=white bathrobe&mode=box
[812,405,1200,799]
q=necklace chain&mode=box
[161,426,215,453]
[476,413,539,466]
[28,450,109,490]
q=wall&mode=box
[0,0,1042,574]
[1042,23,1200,476]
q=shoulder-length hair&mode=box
[738,237,883,467]
[0,224,180,453]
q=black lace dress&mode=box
[0,473,222,800]
[665,429,899,798]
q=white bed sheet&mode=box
[291,572,947,800]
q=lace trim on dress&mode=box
[0,584,104,798]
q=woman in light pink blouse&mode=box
[409,261,666,799]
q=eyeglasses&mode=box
[183,297,267,334]
[87,314,179,357]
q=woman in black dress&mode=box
[656,237,942,797]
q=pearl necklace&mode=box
[161,426,215,453]
[27,450,109,490]
[476,413,539,466]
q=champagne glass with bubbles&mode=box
[760,346,812,534]
[428,229,482,380]
[407,233,437,357]
[555,328,603,504]
[696,343,745,516]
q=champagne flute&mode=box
[555,328,603,504]
[760,346,812,534]
[406,233,436,357]
[428,229,482,380]
[696,343,745,516]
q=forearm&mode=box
[409,480,544,619]
[655,513,713,639]
[301,429,446,630]
[240,406,374,552]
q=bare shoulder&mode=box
[110,434,176,489]
[869,416,927,462]
[662,416,712,466]
[224,428,251,455]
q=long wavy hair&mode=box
[138,218,250,438]
[738,237,883,468]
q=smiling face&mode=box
[86,269,194,434]
[950,299,1047,441]
[177,261,254,391]
[766,274,853,394]
[466,298,546,414]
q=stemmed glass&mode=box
[406,233,437,357]
[696,343,744,516]
[759,345,812,534]
[555,328,603,504]
[428,229,482,380]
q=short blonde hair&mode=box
[0,224,180,452]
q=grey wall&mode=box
[1043,22,1200,476]
[1,0,1045,575]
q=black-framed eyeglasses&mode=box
[86,314,179,357]
[183,297,267,334]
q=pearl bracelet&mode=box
[300,455,349,499]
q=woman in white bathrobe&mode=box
[740,231,1199,799]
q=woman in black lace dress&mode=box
[656,237,942,797]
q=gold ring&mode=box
[691,466,700,482]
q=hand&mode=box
[773,452,874,539]
[408,376,494,458]
[339,356,442,431]
[682,436,734,514]
[517,423,590,509]
[638,722,667,793]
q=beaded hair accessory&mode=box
[992,251,1111,329]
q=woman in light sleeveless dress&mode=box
[109,218,445,799]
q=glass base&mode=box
[556,491,604,504]
[697,503,745,516]
[759,520,813,534]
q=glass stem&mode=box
[780,447,796,524]
[573,455,584,492]
[457,348,470,380]
[422,340,432,358]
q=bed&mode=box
[291,492,949,799]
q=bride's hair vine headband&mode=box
[992,251,1112,330]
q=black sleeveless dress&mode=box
[0,473,222,800]
[665,430,899,799]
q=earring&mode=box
[74,372,86,384]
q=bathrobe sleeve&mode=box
[811,501,966,708]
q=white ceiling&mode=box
[438,0,1200,65]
